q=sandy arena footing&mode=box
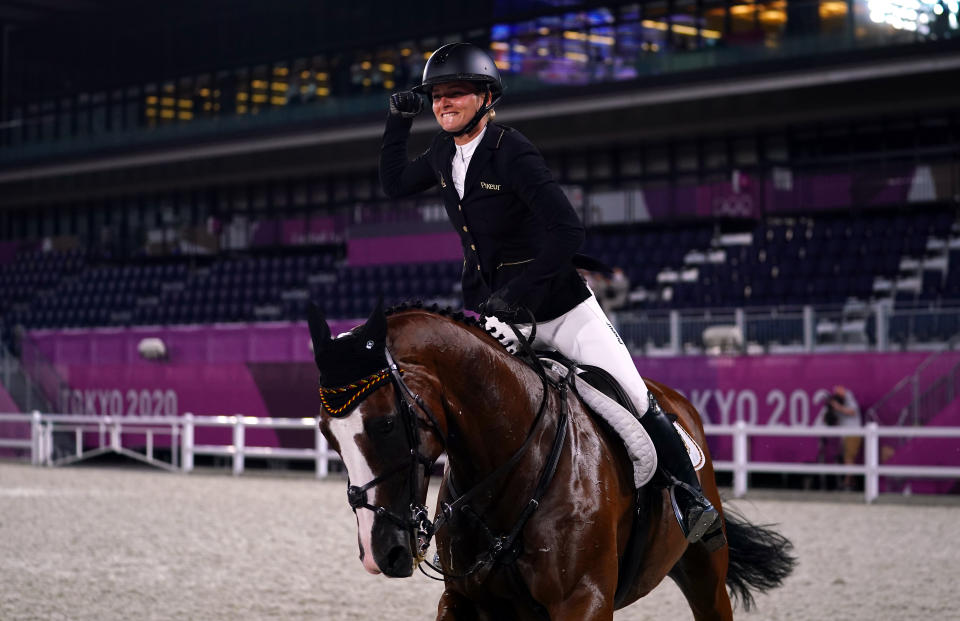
[1,462,956,620]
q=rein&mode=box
[414,313,572,581]
[418,360,572,581]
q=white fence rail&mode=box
[181,414,337,477]
[0,413,39,464]
[705,422,960,502]
[3,412,959,503]
[0,412,340,475]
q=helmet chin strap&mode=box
[448,91,502,138]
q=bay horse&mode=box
[307,301,794,620]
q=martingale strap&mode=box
[318,368,403,416]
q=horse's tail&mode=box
[723,507,796,611]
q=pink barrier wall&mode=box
[28,321,359,366]
[348,232,462,266]
[882,397,960,494]
[30,326,948,430]
[637,352,959,465]
[22,324,960,488]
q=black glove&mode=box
[389,91,423,118]
[481,289,521,323]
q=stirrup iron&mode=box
[667,476,718,543]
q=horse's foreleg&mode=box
[668,542,734,621]
[520,546,619,620]
[542,583,615,621]
[436,588,480,621]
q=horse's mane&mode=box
[384,300,481,328]
[383,300,508,351]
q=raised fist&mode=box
[389,91,423,118]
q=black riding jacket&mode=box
[379,115,590,322]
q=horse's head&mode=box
[307,300,444,577]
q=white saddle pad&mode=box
[541,359,705,490]
[542,360,656,487]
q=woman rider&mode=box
[379,42,717,543]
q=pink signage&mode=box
[27,320,357,366]
[20,323,960,492]
[348,232,462,266]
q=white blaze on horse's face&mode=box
[327,405,381,575]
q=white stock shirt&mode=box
[451,126,487,199]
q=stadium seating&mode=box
[600,210,954,312]
[1,208,957,349]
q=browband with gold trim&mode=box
[318,368,404,416]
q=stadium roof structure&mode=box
[0,0,107,26]
[0,0,958,204]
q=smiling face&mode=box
[431,80,488,135]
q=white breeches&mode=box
[489,294,650,416]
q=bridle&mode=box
[328,349,444,563]
[325,322,572,581]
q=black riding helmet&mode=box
[413,42,504,137]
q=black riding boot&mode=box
[640,392,719,543]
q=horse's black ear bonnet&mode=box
[308,300,394,416]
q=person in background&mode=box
[826,384,862,491]
[379,42,718,542]
[600,266,630,314]
[579,266,630,329]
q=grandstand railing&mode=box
[0,96,385,166]
[10,299,960,367]
[618,302,960,356]
[0,343,54,412]
[2,412,958,503]
[867,330,960,427]
[18,337,70,414]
